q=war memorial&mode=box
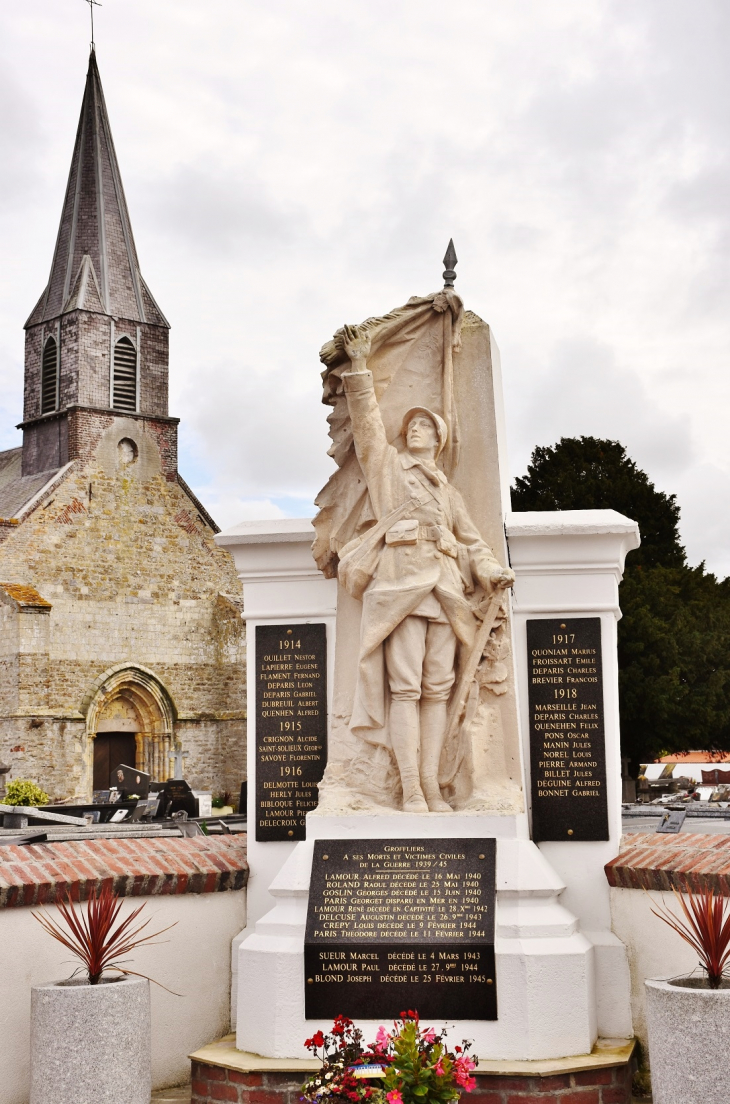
[209,245,642,1099]
[3,36,728,1104]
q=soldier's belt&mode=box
[385,521,458,557]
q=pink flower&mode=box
[375,1026,391,1049]
[386,1092,403,1104]
[433,1059,446,1077]
[422,1028,436,1044]
[454,1057,476,1092]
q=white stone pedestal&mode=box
[215,519,337,1022]
[236,812,596,1060]
[231,508,638,1060]
[507,509,639,1040]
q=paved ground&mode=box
[151,1087,192,1103]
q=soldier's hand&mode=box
[488,566,515,590]
[342,324,371,365]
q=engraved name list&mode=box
[305,838,497,1020]
[527,617,609,842]
[255,623,327,842]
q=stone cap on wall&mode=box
[0,834,248,908]
[606,832,730,895]
[506,508,640,538]
[215,518,315,546]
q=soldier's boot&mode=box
[390,700,428,813]
[419,700,453,812]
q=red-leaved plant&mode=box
[32,882,176,986]
[650,883,730,989]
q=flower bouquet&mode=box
[301,1012,477,1104]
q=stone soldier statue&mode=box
[336,323,514,813]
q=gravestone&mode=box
[109,763,150,800]
[656,808,687,834]
[155,778,198,819]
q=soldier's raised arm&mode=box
[341,325,394,514]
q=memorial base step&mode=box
[190,1036,636,1104]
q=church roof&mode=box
[0,583,52,610]
[0,447,65,521]
[26,50,168,329]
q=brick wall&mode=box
[0,833,248,1098]
[0,834,248,908]
[192,1067,304,1104]
[605,831,730,894]
[190,1065,634,1104]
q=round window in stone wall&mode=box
[118,437,139,465]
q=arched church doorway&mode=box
[82,664,176,799]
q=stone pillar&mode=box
[506,508,639,1039]
[215,518,337,1026]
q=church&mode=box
[0,51,246,803]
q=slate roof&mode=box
[25,49,168,329]
[0,447,63,521]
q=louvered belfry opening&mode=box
[41,336,58,414]
[113,336,138,412]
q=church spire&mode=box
[19,51,173,480]
[26,50,167,328]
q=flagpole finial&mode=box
[442,239,458,288]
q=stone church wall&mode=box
[0,418,246,801]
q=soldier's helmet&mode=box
[401,407,448,460]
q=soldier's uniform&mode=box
[342,368,502,796]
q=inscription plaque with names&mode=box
[527,617,609,842]
[304,838,496,1020]
[255,623,327,842]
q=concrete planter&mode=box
[645,976,730,1104]
[30,975,150,1104]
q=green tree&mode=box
[512,437,730,766]
[511,437,685,568]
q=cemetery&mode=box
[1,9,730,1104]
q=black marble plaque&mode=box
[304,838,496,1020]
[255,624,327,842]
[527,618,609,842]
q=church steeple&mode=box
[26,50,167,329]
[20,51,174,478]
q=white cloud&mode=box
[0,0,728,574]
[191,490,288,533]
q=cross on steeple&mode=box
[85,0,102,49]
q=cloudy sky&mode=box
[1,1,729,575]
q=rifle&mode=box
[442,587,508,766]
